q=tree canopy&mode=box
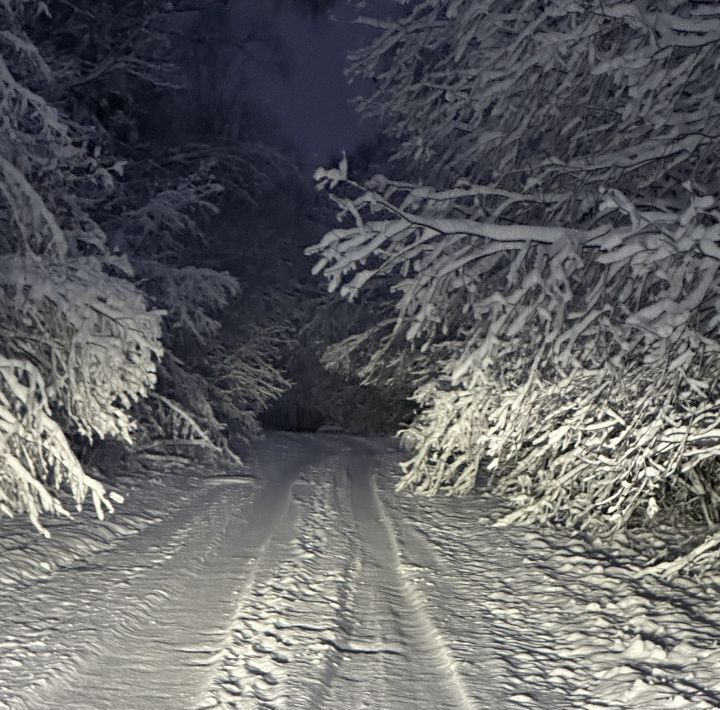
[309,0,720,575]
[0,1,165,531]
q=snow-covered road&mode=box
[2,433,720,709]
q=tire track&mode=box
[202,460,364,709]
[1,484,233,710]
[202,439,478,710]
[339,455,478,710]
[2,434,497,709]
[5,436,310,710]
[20,490,252,710]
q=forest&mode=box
[3,0,720,580]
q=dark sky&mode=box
[236,1,382,169]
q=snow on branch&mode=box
[0,3,163,529]
[134,261,238,346]
[351,0,720,214]
[309,166,720,547]
[0,353,122,536]
[0,255,163,440]
[310,173,720,363]
[208,323,291,440]
[307,0,720,575]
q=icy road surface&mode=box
[2,433,720,709]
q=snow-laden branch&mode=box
[310,174,720,362]
[350,0,720,216]
[309,165,720,550]
[0,358,121,536]
[0,2,163,529]
[307,0,720,575]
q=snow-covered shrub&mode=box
[0,0,296,528]
[310,170,720,531]
[209,322,291,444]
[130,260,241,450]
[132,276,289,451]
[37,0,291,455]
[350,0,720,204]
[310,175,720,530]
[0,357,121,535]
[0,254,162,442]
[400,358,720,531]
[135,263,238,346]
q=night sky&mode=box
[235,0,380,168]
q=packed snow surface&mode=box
[1,433,720,709]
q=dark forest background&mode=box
[0,0,406,533]
[4,0,720,577]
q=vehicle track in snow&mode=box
[201,461,364,709]
[0,436,327,710]
[5,432,719,709]
[331,446,477,710]
[201,439,480,710]
[0,434,564,710]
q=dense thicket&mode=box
[309,0,720,575]
[0,0,297,531]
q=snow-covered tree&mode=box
[309,0,720,571]
[0,2,163,532]
[34,0,294,457]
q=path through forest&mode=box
[1,433,720,709]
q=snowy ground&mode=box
[1,432,720,709]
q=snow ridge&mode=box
[345,452,478,710]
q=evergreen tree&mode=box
[0,0,295,530]
[0,1,162,532]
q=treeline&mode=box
[0,0,301,532]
